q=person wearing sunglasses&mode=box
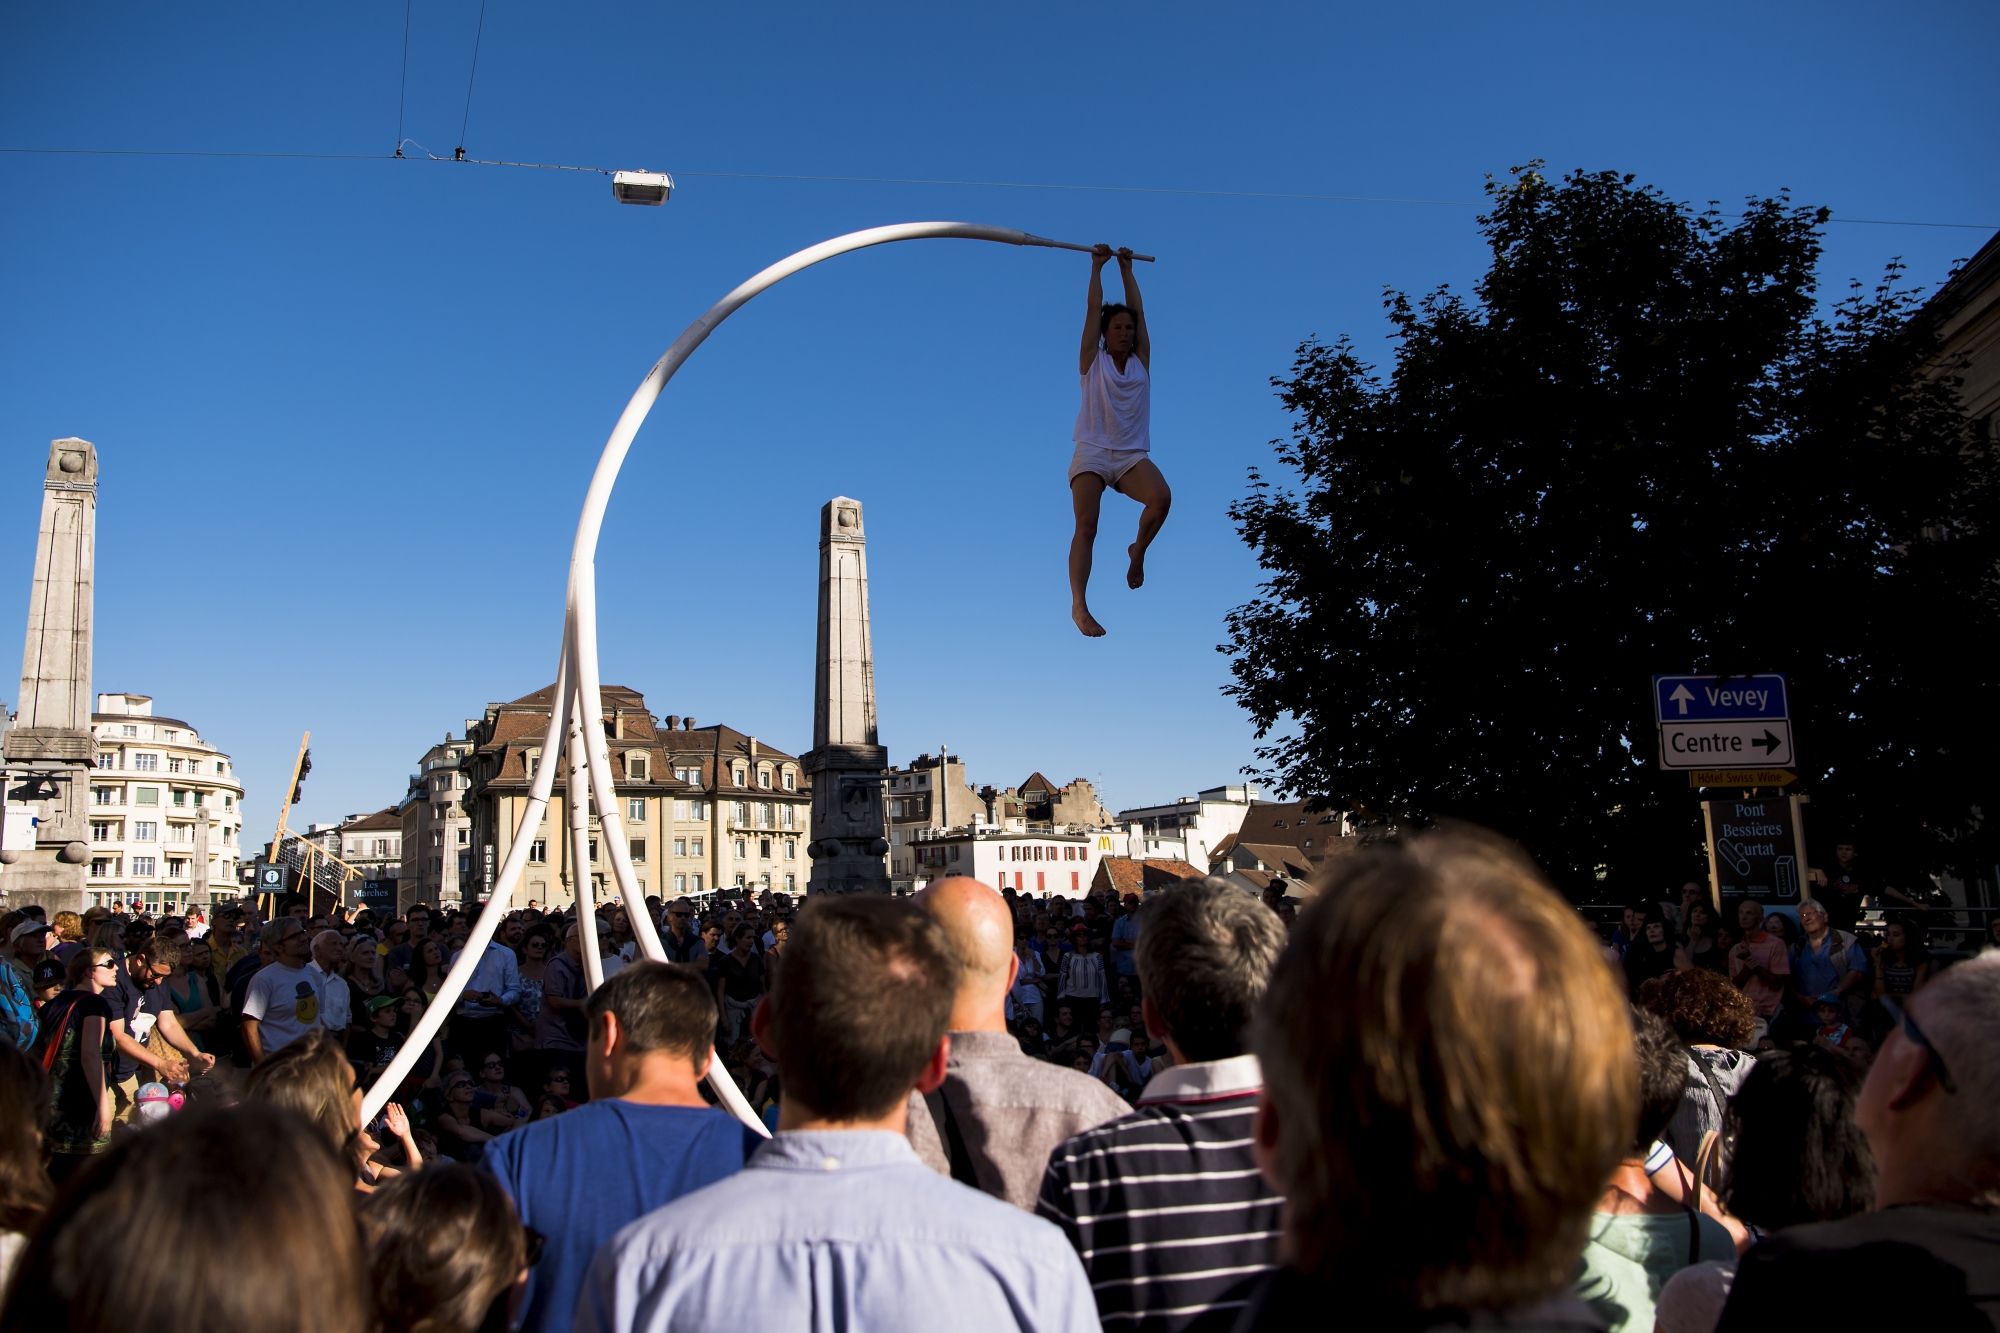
[659,901,707,968]
[1715,954,2000,1329]
[35,949,120,1182]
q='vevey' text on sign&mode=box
[1653,673,1789,723]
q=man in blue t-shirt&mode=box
[484,959,760,1333]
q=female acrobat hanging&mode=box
[1068,243,1170,637]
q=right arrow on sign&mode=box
[1669,684,1694,715]
[1752,729,1782,755]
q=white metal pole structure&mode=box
[360,222,1148,1131]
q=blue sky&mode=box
[3,2,1995,840]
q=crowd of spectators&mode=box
[1606,872,1957,1060]
[0,832,1994,1333]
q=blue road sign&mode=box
[1653,673,1789,724]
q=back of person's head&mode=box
[134,935,182,971]
[1907,953,2000,1168]
[0,1042,52,1233]
[87,921,122,952]
[770,895,958,1121]
[1135,878,1286,1061]
[921,877,1016,1012]
[0,1104,367,1333]
[1630,1007,1690,1152]
[1255,827,1635,1312]
[360,1163,525,1333]
[244,1027,359,1161]
[1637,965,1757,1049]
[1725,1043,1875,1230]
[584,960,716,1068]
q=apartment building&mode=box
[401,736,474,910]
[1115,784,1262,869]
[884,752,983,881]
[84,692,246,912]
[459,685,812,908]
[906,825,1104,899]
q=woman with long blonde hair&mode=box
[245,1028,421,1189]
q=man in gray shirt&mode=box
[906,877,1130,1209]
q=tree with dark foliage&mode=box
[1224,165,1998,898]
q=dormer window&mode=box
[782,768,796,791]
[733,765,747,786]
[524,749,541,779]
[758,767,772,789]
[626,752,650,781]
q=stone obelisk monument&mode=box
[804,497,890,894]
[0,439,99,912]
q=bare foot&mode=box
[1127,544,1145,589]
[1073,604,1107,637]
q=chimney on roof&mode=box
[665,716,680,731]
[683,717,695,730]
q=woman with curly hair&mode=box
[1653,1042,1876,1333]
[1637,967,1758,1183]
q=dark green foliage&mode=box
[1224,166,1998,897]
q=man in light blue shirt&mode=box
[1790,899,1869,1019]
[578,896,1098,1333]
[449,935,522,1065]
[486,961,754,1333]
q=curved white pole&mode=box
[567,710,607,990]
[367,223,1116,1132]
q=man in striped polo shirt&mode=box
[1038,878,1287,1332]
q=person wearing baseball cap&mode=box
[1810,991,1871,1058]
[31,956,66,1007]
[0,915,43,1046]
[6,917,54,987]
[345,992,406,1082]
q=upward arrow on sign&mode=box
[1668,684,1694,716]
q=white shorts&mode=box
[1068,441,1151,487]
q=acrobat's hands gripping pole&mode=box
[379,222,1141,1135]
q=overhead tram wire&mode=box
[454,0,489,161]
[0,146,1992,230]
[393,0,413,158]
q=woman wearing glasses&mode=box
[434,1073,496,1163]
[34,949,119,1183]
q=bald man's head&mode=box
[922,877,1018,1033]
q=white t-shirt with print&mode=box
[242,963,325,1054]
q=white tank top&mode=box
[1073,348,1151,451]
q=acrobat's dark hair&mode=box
[1099,302,1134,342]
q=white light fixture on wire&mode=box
[612,170,673,206]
